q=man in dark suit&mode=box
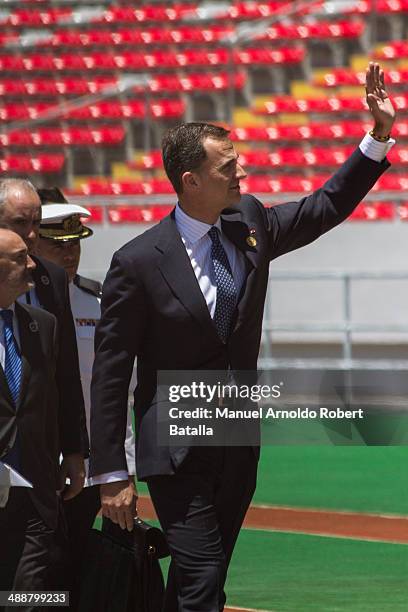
[0,228,64,601]
[90,64,396,610]
[0,179,85,500]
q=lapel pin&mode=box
[29,321,39,333]
[246,228,257,247]
[41,275,50,286]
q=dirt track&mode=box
[137,495,408,544]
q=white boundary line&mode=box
[245,525,408,545]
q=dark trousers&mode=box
[63,485,100,612]
[147,446,258,612]
[0,488,66,612]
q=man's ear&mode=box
[181,171,199,192]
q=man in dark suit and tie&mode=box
[0,228,65,601]
[90,64,396,610]
[0,179,86,500]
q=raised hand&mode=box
[365,62,396,138]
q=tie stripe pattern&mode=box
[208,226,237,343]
[1,309,22,406]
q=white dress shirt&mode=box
[174,203,247,317]
[92,133,395,483]
[17,289,41,308]
[69,281,136,486]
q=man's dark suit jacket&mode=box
[90,149,390,481]
[31,255,87,456]
[0,303,60,528]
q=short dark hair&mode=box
[162,123,230,194]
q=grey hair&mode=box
[0,178,37,210]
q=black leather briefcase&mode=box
[78,516,169,612]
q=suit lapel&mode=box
[31,257,53,312]
[221,211,259,272]
[221,211,260,333]
[14,304,33,412]
[156,213,221,343]
[0,363,14,414]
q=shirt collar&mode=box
[175,203,222,245]
[0,303,15,313]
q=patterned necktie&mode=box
[208,226,237,343]
[1,309,22,406]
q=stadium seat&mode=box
[0,47,305,72]
[377,0,408,10]
[373,40,408,59]
[230,121,408,141]
[0,22,366,51]
[5,8,72,26]
[129,152,163,170]
[84,206,104,223]
[256,94,408,114]
[261,20,365,41]
[106,205,174,223]
[0,154,64,172]
[349,202,395,221]
[235,47,305,65]
[314,68,408,87]
[398,203,408,220]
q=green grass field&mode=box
[109,443,408,610]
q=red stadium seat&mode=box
[398,203,408,220]
[241,175,330,194]
[374,41,408,59]
[130,145,408,171]
[235,47,305,65]
[0,56,25,70]
[85,206,104,224]
[349,202,395,221]
[7,8,72,26]
[150,100,185,118]
[0,132,34,146]
[377,0,408,10]
[257,94,408,115]
[0,103,53,121]
[0,154,64,172]
[0,80,28,95]
[103,5,198,24]
[314,68,408,87]
[105,204,174,223]
[0,48,304,73]
[261,20,365,40]
[376,175,408,191]
[130,152,163,170]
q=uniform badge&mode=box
[29,321,39,333]
[41,275,50,286]
[246,228,257,247]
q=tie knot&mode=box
[208,226,220,244]
[1,309,13,327]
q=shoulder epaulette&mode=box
[74,275,102,298]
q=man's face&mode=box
[192,137,247,211]
[0,231,36,302]
[0,187,42,253]
[36,238,81,282]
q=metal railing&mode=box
[261,271,408,370]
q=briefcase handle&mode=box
[133,516,169,560]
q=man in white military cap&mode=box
[35,190,136,611]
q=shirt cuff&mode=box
[359,132,395,162]
[88,470,129,486]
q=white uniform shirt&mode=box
[69,280,136,485]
